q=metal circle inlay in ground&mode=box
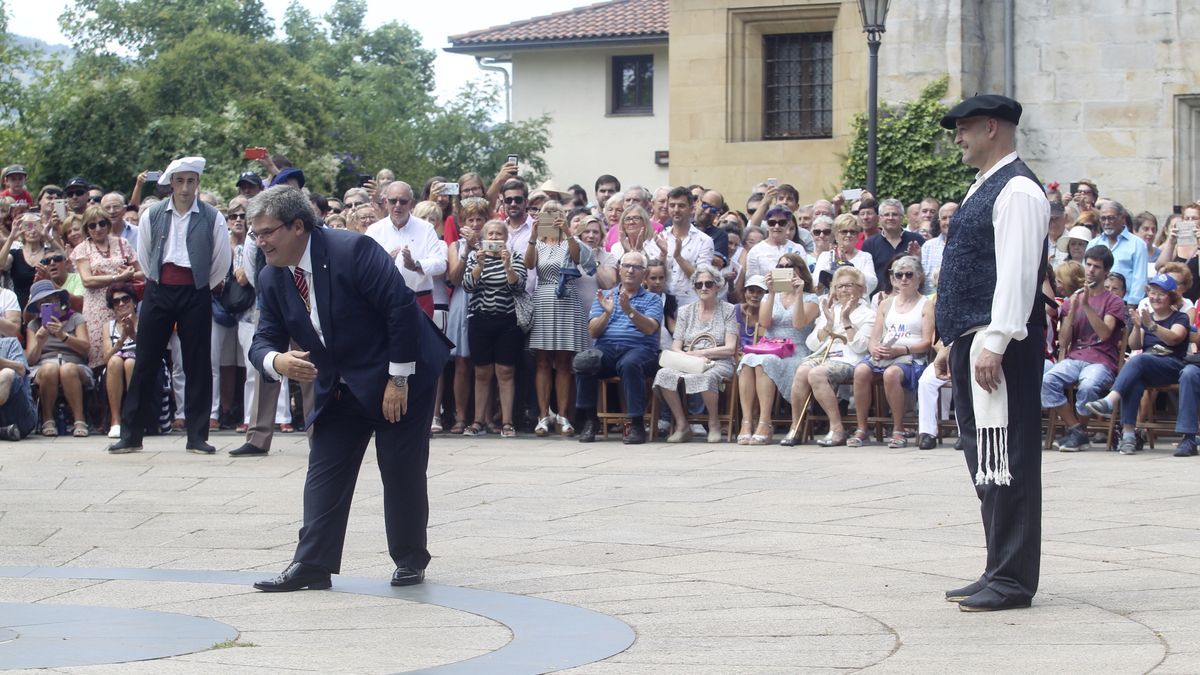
[0,601,238,669]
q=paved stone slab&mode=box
[0,431,1198,672]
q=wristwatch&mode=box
[625,308,637,319]
[390,375,408,388]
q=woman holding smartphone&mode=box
[460,220,527,437]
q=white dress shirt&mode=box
[262,235,414,381]
[662,225,715,306]
[136,197,231,289]
[960,151,1050,355]
[813,249,878,295]
[365,214,447,294]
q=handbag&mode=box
[514,291,534,332]
[658,332,716,374]
[744,337,794,357]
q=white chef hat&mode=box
[158,156,206,186]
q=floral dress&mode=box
[71,235,136,367]
[653,301,737,394]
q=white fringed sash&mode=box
[969,337,1011,486]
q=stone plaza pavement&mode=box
[1,428,1198,674]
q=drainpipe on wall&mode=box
[476,57,511,122]
[1003,0,1014,98]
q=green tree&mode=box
[842,76,974,206]
[60,0,273,59]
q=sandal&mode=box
[816,429,847,447]
[737,421,753,445]
[556,414,575,436]
[449,421,465,435]
[430,416,443,434]
[888,431,908,449]
[749,421,773,446]
[72,420,89,438]
[500,423,517,438]
[845,428,868,448]
[534,415,554,436]
[463,423,483,437]
[278,423,295,434]
[41,420,58,437]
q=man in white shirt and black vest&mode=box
[932,95,1051,612]
[107,157,232,455]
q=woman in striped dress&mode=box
[525,201,596,436]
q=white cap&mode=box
[745,274,768,291]
[158,156,206,186]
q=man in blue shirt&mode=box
[1088,201,1147,305]
[577,251,663,445]
[861,198,923,295]
[0,336,37,440]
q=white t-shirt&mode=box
[0,287,19,315]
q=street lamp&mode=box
[857,0,890,195]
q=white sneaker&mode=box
[107,424,121,439]
[690,423,706,436]
[656,419,670,435]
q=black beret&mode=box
[940,94,1023,129]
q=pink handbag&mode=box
[744,337,795,357]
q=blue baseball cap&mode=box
[1148,273,1177,292]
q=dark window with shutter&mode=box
[763,33,833,139]
[612,55,653,115]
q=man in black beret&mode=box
[931,94,1051,611]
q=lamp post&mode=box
[857,0,890,195]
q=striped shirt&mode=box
[461,249,527,317]
[589,287,664,351]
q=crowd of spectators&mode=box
[0,156,1194,458]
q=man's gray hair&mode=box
[691,262,725,292]
[880,198,904,213]
[246,185,317,232]
[812,214,834,228]
[621,250,648,267]
[625,185,652,206]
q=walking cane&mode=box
[781,331,846,445]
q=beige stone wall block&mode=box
[1086,130,1138,159]
[680,58,727,89]
[1084,102,1160,129]
[671,7,722,35]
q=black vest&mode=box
[935,158,1046,345]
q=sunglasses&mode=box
[88,196,102,203]
[699,202,722,213]
[840,229,862,235]
[227,212,246,221]
[766,219,789,228]
[40,255,65,265]
[43,190,63,198]
[775,263,794,269]
[65,190,87,198]
[86,221,111,230]
[504,196,526,205]
[693,280,717,290]
[811,229,832,236]
[112,295,134,305]
[893,271,915,279]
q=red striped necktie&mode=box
[293,266,310,313]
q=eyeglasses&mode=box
[345,200,366,208]
[622,216,644,223]
[249,223,286,240]
[893,271,915,280]
[840,229,862,235]
[227,212,246,221]
[619,263,645,271]
[461,186,484,196]
[775,263,793,269]
[65,190,86,198]
[766,219,789,228]
[835,283,859,290]
[40,255,65,265]
[811,229,832,236]
[699,202,722,213]
[504,196,526,205]
[385,197,411,206]
[693,280,717,290]
[43,190,63,198]
[1098,215,1120,222]
[86,220,110,230]
[112,295,134,305]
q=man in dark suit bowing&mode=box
[245,186,451,592]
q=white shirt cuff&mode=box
[391,362,414,377]
[263,351,282,381]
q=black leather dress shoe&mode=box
[917,433,937,450]
[958,587,1031,612]
[390,566,425,586]
[578,419,598,443]
[229,442,268,457]
[106,438,143,454]
[253,562,331,592]
[953,436,964,451]
[623,421,646,445]
[945,579,986,602]
[186,440,216,455]
[0,424,20,442]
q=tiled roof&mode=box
[448,0,668,47]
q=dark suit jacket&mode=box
[249,227,452,425]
